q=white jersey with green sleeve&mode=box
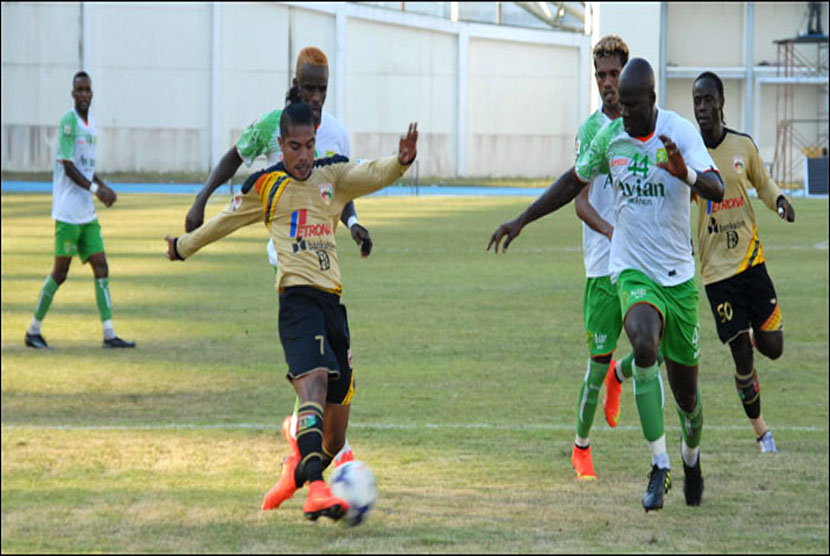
[575,110,615,278]
[236,109,350,167]
[52,109,98,224]
[236,109,351,266]
[575,108,719,287]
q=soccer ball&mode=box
[330,460,377,526]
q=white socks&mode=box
[649,434,670,469]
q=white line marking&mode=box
[1,422,826,433]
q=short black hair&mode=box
[73,71,91,83]
[694,71,725,123]
[279,101,315,138]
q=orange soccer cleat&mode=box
[281,415,300,459]
[572,444,597,481]
[303,480,349,521]
[603,359,622,428]
[262,453,300,511]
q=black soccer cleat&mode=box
[643,465,672,512]
[682,454,704,507]
[25,332,50,349]
[103,336,136,349]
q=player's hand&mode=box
[185,202,205,233]
[164,235,182,261]
[777,196,796,223]
[398,122,418,165]
[656,134,690,182]
[604,225,614,242]
[487,217,523,254]
[97,183,117,207]
[350,223,373,258]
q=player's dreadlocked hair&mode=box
[295,46,328,78]
[695,71,725,124]
[593,35,629,68]
[285,85,302,105]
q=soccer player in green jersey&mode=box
[692,71,795,454]
[25,71,135,350]
[489,58,724,511]
[569,34,648,481]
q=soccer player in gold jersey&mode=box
[692,71,795,453]
[232,102,417,521]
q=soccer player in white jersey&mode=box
[489,58,724,511]
[24,71,135,350]
[692,71,795,454]
[569,35,652,481]
[173,48,363,470]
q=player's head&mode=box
[293,47,329,126]
[72,71,92,115]
[618,58,656,138]
[278,101,316,180]
[592,35,629,111]
[693,71,725,134]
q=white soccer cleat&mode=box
[757,430,778,453]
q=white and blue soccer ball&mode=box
[330,460,377,527]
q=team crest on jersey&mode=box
[63,124,72,136]
[656,148,668,164]
[733,155,745,174]
[319,184,333,205]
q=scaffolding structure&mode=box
[772,34,829,188]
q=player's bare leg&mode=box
[729,331,779,453]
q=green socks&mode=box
[633,361,664,442]
[576,359,609,439]
[94,277,113,322]
[676,387,703,449]
[33,275,60,321]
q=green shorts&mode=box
[583,275,622,357]
[55,219,105,262]
[617,269,701,366]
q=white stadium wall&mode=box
[467,37,580,178]
[1,2,590,179]
[2,2,825,180]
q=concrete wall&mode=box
[467,37,580,177]
[1,2,589,179]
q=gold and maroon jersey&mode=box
[694,129,783,285]
[246,154,409,294]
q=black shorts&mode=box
[278,286,354,405]
[704,263,783,344]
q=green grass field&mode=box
[2,192,828,553]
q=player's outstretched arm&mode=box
[339,201,373,258]
[185,146,244,232]
[574,185,613,241]
[487,167,586,254]
[657,134,724,202]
